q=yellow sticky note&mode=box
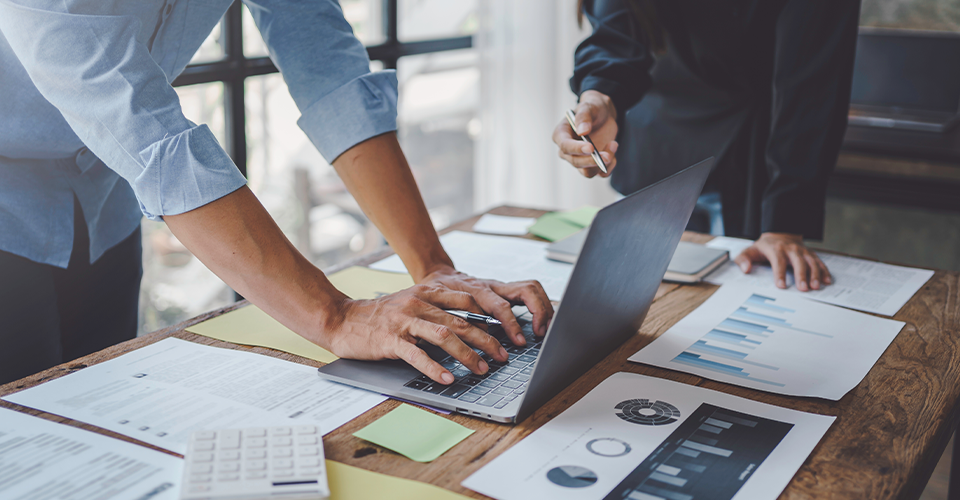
[327,460,470,500]
[353,404,475,462]
[185,267,414,363]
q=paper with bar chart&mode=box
[629,283,906,400]
[462,372,835,500]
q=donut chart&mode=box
[586,437,632,457]
[614,399,681,425]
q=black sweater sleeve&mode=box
[570,0,656,115]
[761,0,860,238]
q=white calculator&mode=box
[181,425,330,500]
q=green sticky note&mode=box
[353,404,475,462]
[528,212,583,242]
[556,205,600,227]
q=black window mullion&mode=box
[382,0,399,70]
[222,1,247,178]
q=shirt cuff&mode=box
[134,124,248,221]
[297,70,399,163]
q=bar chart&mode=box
[603,403,793,500]
[629,284,906,399]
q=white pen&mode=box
[565,109,608,174]
[445,310,502,326]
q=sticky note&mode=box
[327,460,470,500]
[556,205,600,227]
[472,214,536,236]
[527,212,583,242]
[353,404,475,462]
[185,267,414,363]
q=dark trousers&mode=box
[0,202,142,385]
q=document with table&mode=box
[704,237,934,316]
[463,372,835,500]
[629,284,905,400]
[2,338,386,454]
[0,406,182,499]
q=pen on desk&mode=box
[565,109,608,174]
[445,310,502,326]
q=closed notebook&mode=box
[546,230,729,283]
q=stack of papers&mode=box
[629,283,905,400]
[463,372,835,500]
[2,338,387,454]
[528,206,600,242]
[472,214,537,236]
[371,231,574,301]
[705,236,934,316]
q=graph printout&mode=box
[629,284,906,400]
[462,373,835,500]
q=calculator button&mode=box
[243,428,267,438]
[217,474,240,482]
[296,436,318,445]
[247,449,267,459]
[246,460,267,471]
[246,438,267,448]
[273,448,293,458]
[194,441,215,451]
[190,464,213,474]
[298,447,320,456]
[299,457,321,467]
[245,471,267,480]
[190,474,211,483]
[273,459,293,469]
[195,431,217,441]
[217,463,240,473]
[272,437,293,447]
[188,485,211,493]
[270,427,292,437]
[221,450,241,461]
[274,470,294,478]
[192,452,214,463]
[295,426,317,435]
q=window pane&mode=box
[140,83,232,335]
[245,74,387,269]
[342,0,386,45]
[860,0,960,32]
[243,5,270,58]
[398,0,477,42]
[397,49,479,228]
[189,20,225,64]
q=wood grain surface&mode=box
[2,205,958,500]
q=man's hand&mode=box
[420,265,554,345]
[734,233,833,291]
[322,284,511,385]
[553,90,619,178]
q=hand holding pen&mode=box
[552,90,620,179]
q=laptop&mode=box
[317,157,715,423]
[849,28,960,133]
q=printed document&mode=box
[371,231,573,300]
[629,284,905,400]
[463,372,834,500]
[704,236,934,316]
[471,214,536,236]
[3,338,386,454]
[0,407,181,499]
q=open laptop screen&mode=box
[851,29,960,114]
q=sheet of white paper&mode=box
[629,284,905,400]
[371,231,573,300]
[704,237,934,316]
[471,214,536,236]
[0,407,182,499]
[463,372,835,500]
[3,338,387,454]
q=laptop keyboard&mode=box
[402,322,541,410]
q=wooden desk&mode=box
[2,206,959,499]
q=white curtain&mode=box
[474,0,622,213]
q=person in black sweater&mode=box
[553,0,861,291]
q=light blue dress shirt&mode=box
[0,0,398,268]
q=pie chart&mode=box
[546,465,598,488]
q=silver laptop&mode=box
[317,157,715,423]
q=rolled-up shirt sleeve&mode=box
[244,0,398,163]
[0,0,248,221]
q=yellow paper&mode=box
[327,460,470,500]
[185,267,414,363]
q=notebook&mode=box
[546,230,728,283]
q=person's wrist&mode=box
[759,232,803,244]
[580,90,617,122]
